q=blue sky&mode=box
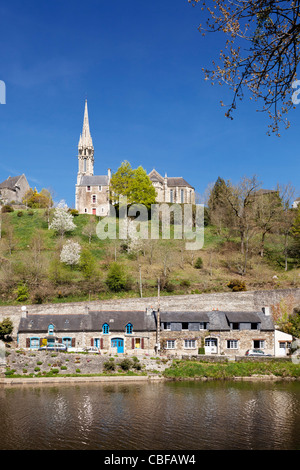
[0,0,299,207]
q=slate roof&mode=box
[148,170,194,189]
[18,310,157,333]
[160,311,210,323]
[78,175,109,186]
[0,175,23,190]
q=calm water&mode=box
[1,380,300,450]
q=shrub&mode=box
[2,205,14,213]
[104,360,115,371]
[227,279,247,292]
[119,358,132,371]
[194,257,203,269]
[15,284,29,302]
[106,263,128,292]
[17,211,23,217]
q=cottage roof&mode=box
[160,311,210,323]
[18,310,157,334]
[78,175,109,186]
[225,312,261,323]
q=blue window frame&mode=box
[102,323,109,334]
[125,323,133,334]
[62,337,72,347]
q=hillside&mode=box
[0,208,299,306]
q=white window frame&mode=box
[184,340,196,349]
[92,194,97,204]
[227,339,238,349]
[98,185,102,191]
[253,340,265,349]
[86,185,91,192]
[166,340,175,349]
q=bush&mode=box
[15,284,29,302]
[17,211,23,217]
[106,263,129,292]
[2,205,14,213]
[227,279,247,292]
[194,257,203,269]
[119,358,132,371]
[104,360,115,371]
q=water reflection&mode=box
[0,381,300,450]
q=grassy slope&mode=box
[0,208,299,305]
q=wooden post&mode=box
[156,277,160,354]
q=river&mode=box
[0,380,300,450]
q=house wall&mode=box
[75,184,110,215]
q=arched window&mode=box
[48,324,55,336]
[125,323,133,334]
[102,323,109,334]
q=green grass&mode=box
[163,360,300,379]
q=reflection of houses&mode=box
[17,306,291,357]
[0,174,30,205]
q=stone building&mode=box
[75,101,195,215]
[0,174,30,205]
[160,309,275,356]
[18,309,158,356]
[17,306,282,357]
[148,169,195,205]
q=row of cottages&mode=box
[17,307,292,357]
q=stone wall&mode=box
[1,288,300,336]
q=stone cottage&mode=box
[18,309,158,355]
[0,174,30,205]
[17,306,282,357]
[160,309,275,356]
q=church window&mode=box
[170,189,173,203]
[83,159,87,172]
[181,189,184,203]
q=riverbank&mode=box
[1,356,300,385]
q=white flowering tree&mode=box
[49,201,76,238]
[60,240,81,266]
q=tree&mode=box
[253,189,282,257]
[49,202,76,238]
[277,183,297,270]
[23,187,53,209]
[0,317,13,340]
[82,216,97,244]
[190,0,300,135]
[60,240,81,266]
[109,161,157,207]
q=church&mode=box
[75,101,195,215]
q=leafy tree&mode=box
[23,188,53,209]
[110,161,156,207]
[110,161,134,204]
[0,317,13,340]
[49,202,76,238]
[190,0,300,135]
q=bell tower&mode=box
[77,99,94,185]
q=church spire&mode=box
[80,99,93,148]
[77,100,94,183]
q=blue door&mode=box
[111,338,124,353]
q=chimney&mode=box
[21,306,28,318]
[262,306,270,316]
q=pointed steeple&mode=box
[79,99,93,148]
[77,100,94,183]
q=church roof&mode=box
[78,175,109,186]
[78,100,93,148]
[148,169,193,189]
